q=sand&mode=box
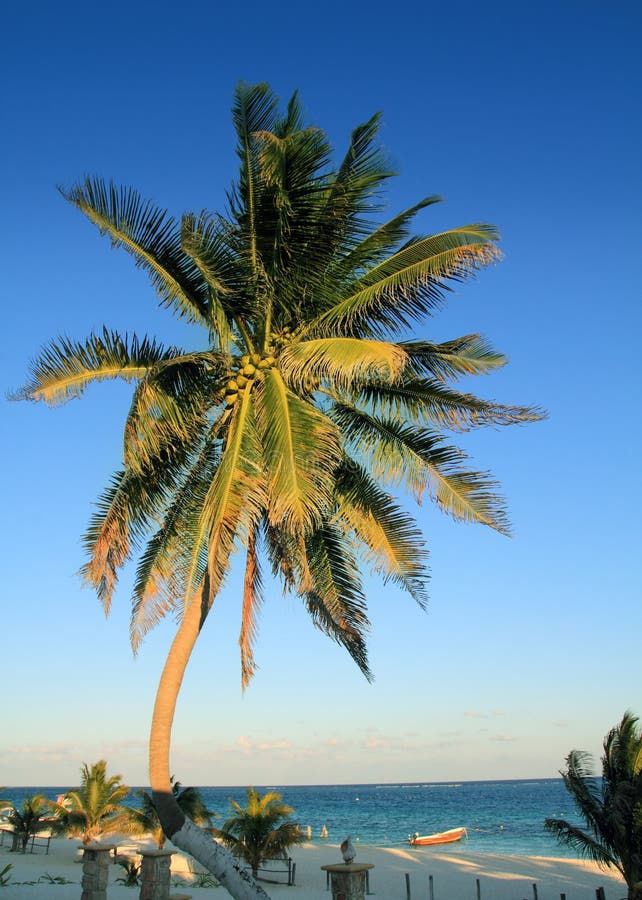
[0,836,627,899]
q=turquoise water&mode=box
[2,779,583,858]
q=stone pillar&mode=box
[139,848,174,900]
[81,843,115,900]
[321,863,374,900]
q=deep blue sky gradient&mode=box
[1,0,640,785]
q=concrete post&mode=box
[321,863,375,900]
[81,843,115,900]
[139,848,174,900]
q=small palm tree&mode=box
[545,711,642,899]
[216,788,304,878]
[126,777,215,848]
[6,794,49,852]
[49,760,133,844]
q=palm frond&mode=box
[279,337,408,392]
[301,519,373,678]
[82,393,210,617]
[356,378,545,431]
[239,527,263,690]
[335,461,429,606]
[81,470,134,614]
[254,370,341,533]
[332,401,511,533]
[197,390,267,604]
[129,431,226,649]
[326,113,393,231]
[544,818,619,872]
[401,334,508,381]
[253,123,333,320]
[304,114,394,272]
[18,328,179,404]
[333,196,443,277]
[264,523,298,591]
[81,462,186,615]
[61,178,209,326]
[305,522,367,627]
[562,750,608,835]
[303,590,372,682]
[230,82,279,283]
[122,359,214,475]
[180,212,238,351]
[309,226,501,337]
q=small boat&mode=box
[408,827,468,846]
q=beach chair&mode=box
[27,830,52,854]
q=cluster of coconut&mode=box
[224,328,303,407]
[224,351,275,407]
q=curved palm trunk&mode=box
[150,590,270,900]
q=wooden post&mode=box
[596,888,606,900]
[405,872,411,900]
[475,877,481,900]
[560,894,566,900]
[428,873,434,900]
[533,884,539,900]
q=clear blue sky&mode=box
[1,0,640,787]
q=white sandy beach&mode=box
[0,837,627,900]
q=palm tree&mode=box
[127,777,215,848]
[545,711,642,899]
[6,794,49,852]
[216,788,304,878]
[19,83,543,898]
[49,760,133,845]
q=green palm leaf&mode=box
[333,195,443,277]
[239,527,263,689]
[180,212,242,351]
[61,179,209,326]
[335,461,429,607]
[332,401,510,533]
[356,377,544,431]
[196,391,266,604]
[401,334,509,381]
[279,337,407,392]
[254,369,341,532]
[545,712,642,891]
[129,438,222,651]
[309,114,394,269]
[122,357,216,475]
[19,328,178,404]
[302,523,372,680]
[309,226,500,337]
[230,82,279,289]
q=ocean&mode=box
[2,779,584,859]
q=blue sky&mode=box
[1,1,640,787]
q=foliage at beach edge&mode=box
[545,711,642,900]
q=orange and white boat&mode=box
[408,826,468,846]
